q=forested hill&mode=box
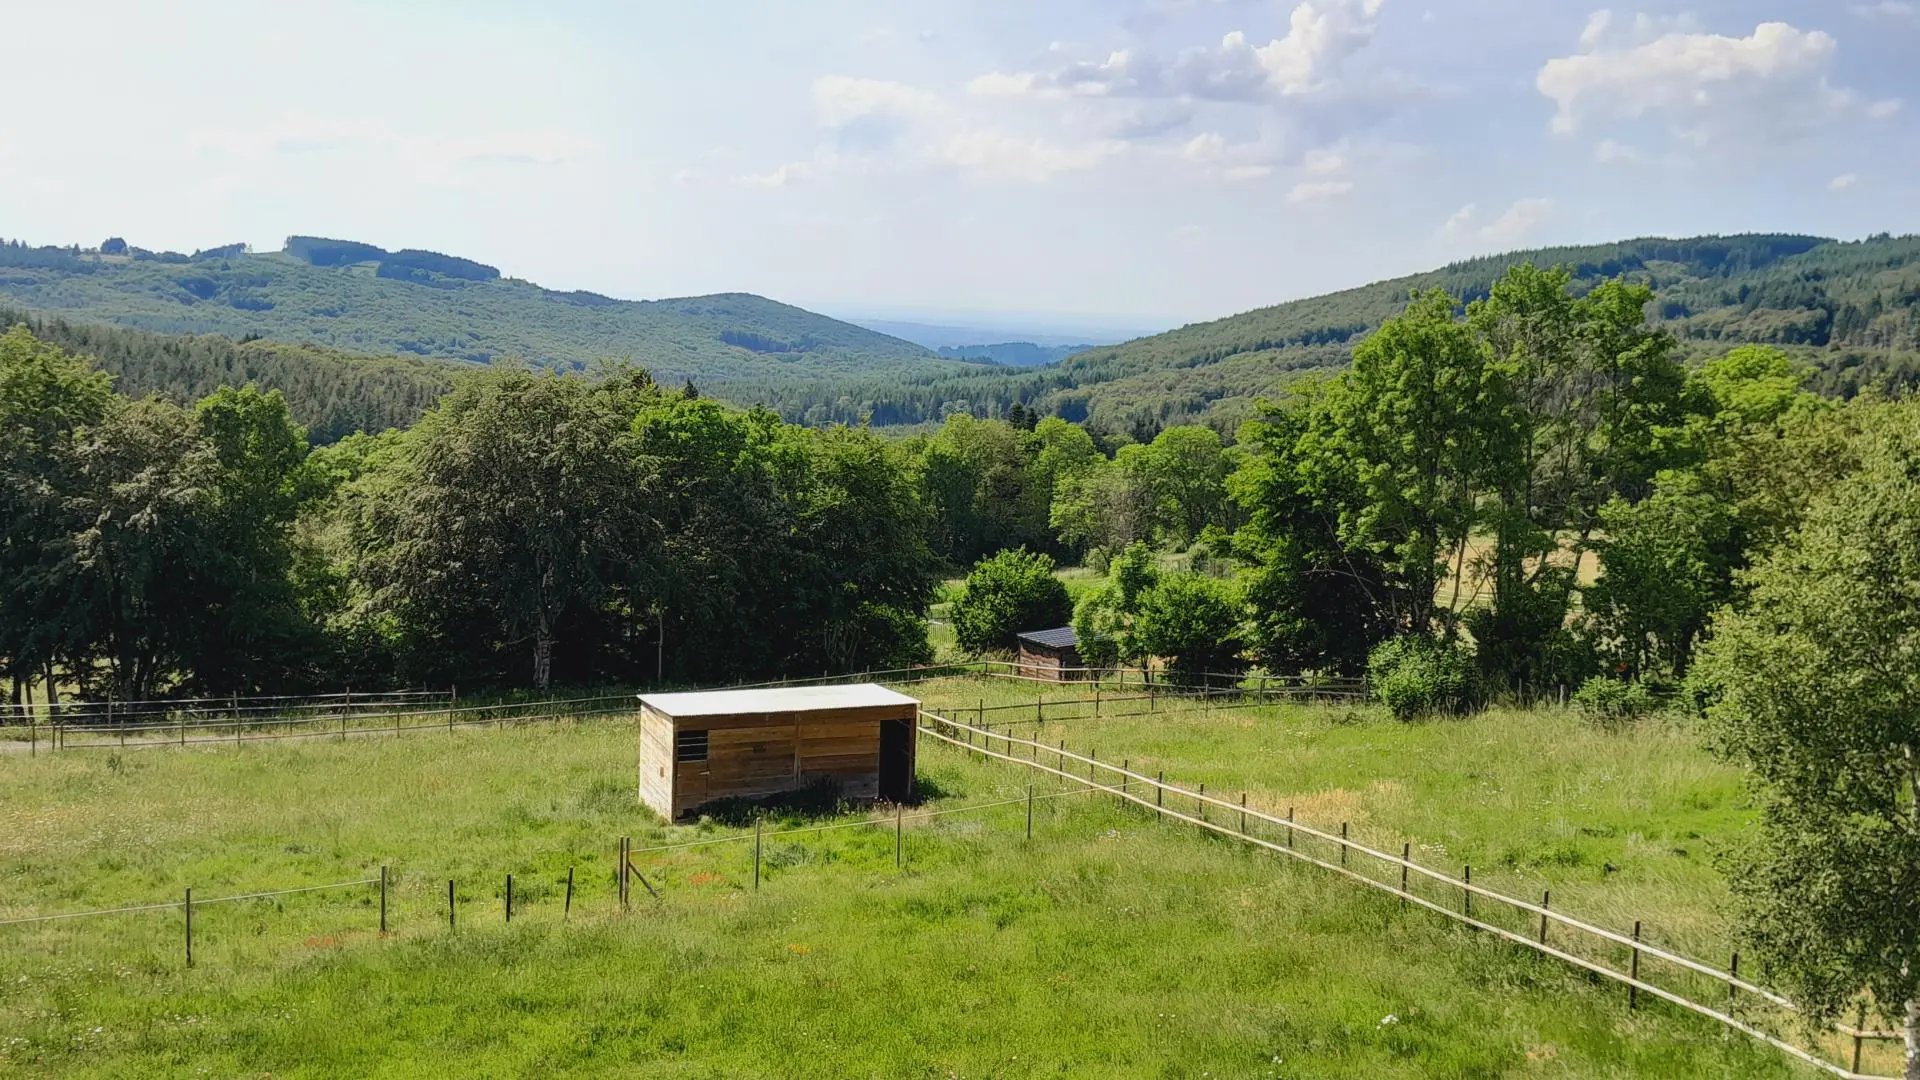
[770,233,1920,439]
[0,304,455,443]
[6,232,1918,439]
[0,236,962,393]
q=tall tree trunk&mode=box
[42,659,59,721]
[532,623,553,691]
[1905,998,1918,1080]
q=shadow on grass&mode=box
[698,774,956,826]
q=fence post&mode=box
[1462,865,1471,917]
[1089,748,1096,780]
[1629,921,1642,1008]
[448,879,456,930]
[1155,772,1164,808]
[1539,890,1549,944]
[1728,952,1740,1003]
[506,873,514,922]
[753,818,762,890]
[1340,822,1349,866]
[379,866,389,934]
[1288,807,1296,849]
[1094,686,1101,717]
[894,803,904,869]
[1400,843,1410,904]
[1852,1002,1867,1074]
[1121,759,1129,793]
[179,713,186,747]
[621,837,631,909]
[1197,783,1205,822]
[1025,785,1034,840]
[564,866,575,919]
[1239,793,1247,834]
[184,887,193,967]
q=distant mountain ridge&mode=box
[937,342,1093,367]
[0,235,956,392]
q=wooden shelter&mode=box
[1015,626,1085,681]
[636,684,919,820]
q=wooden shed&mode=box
[1015,626,1085,681]
[636,684,919,820]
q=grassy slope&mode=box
[0,686,1834,1078]
[915,678,1738,958]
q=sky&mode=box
[2,0,1916,329]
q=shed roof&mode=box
[1015,626,1078,650]
[636,682,918,718]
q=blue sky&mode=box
[2,0,1914,328]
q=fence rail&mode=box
[917,708,1903,1080]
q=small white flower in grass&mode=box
[1379,1014,1398,1026]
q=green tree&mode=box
[367,370,658,689]
[1690,406,1920,1074]
[1134,572,1246,682]
[1583,476,1737,681]
[1072,541,1159,669]
[951,548,1071,654]
[0,325,114,706]
[1230,389,1397,675]
[1316,289,1491,634]
[61,397,218,700]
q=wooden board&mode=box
[638,705,676,819]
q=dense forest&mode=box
[0,325,936,701]
[8,233,1920,441]
[0,304,455,443]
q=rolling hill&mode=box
[4,232,1917,440]
[770,232,1920,437]
[0,236,967,394]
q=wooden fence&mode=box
[917,707,1904,1080]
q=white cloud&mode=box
[1302,146,1346,173]
[934,130,1124,182]
[988,0,1385,104]
[1286,178,1352,201]
[1182,132,1229,161]
[1867,99,1903,119]
[1829,172,1859,189]
[737,161,815,188]
[1593,138,1638,162]
[1440,198,1553,247]
[1226,164,1276,182]
[967,72,1042,98]
[1536,19,1885,146]
[812,76,944,126]
[735,74,1122,185]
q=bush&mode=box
[951,548,1072,653]
[1367,636,1477,720]
[1571,675,1658,728]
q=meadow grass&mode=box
[911,677,1745,960]
[0,686,1842,1078]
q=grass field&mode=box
[0,680,1843,1078]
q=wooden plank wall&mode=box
[664,703,916,818]
[638,705,676,819]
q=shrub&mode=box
[1367,636,1477,720]
[1571,675,1658,728]
[951,548,1071,653]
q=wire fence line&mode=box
[917,708,1902,1080]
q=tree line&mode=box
[0,326,936,703]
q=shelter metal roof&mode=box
[1015,627,1078,649]
[636,682,918,718]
